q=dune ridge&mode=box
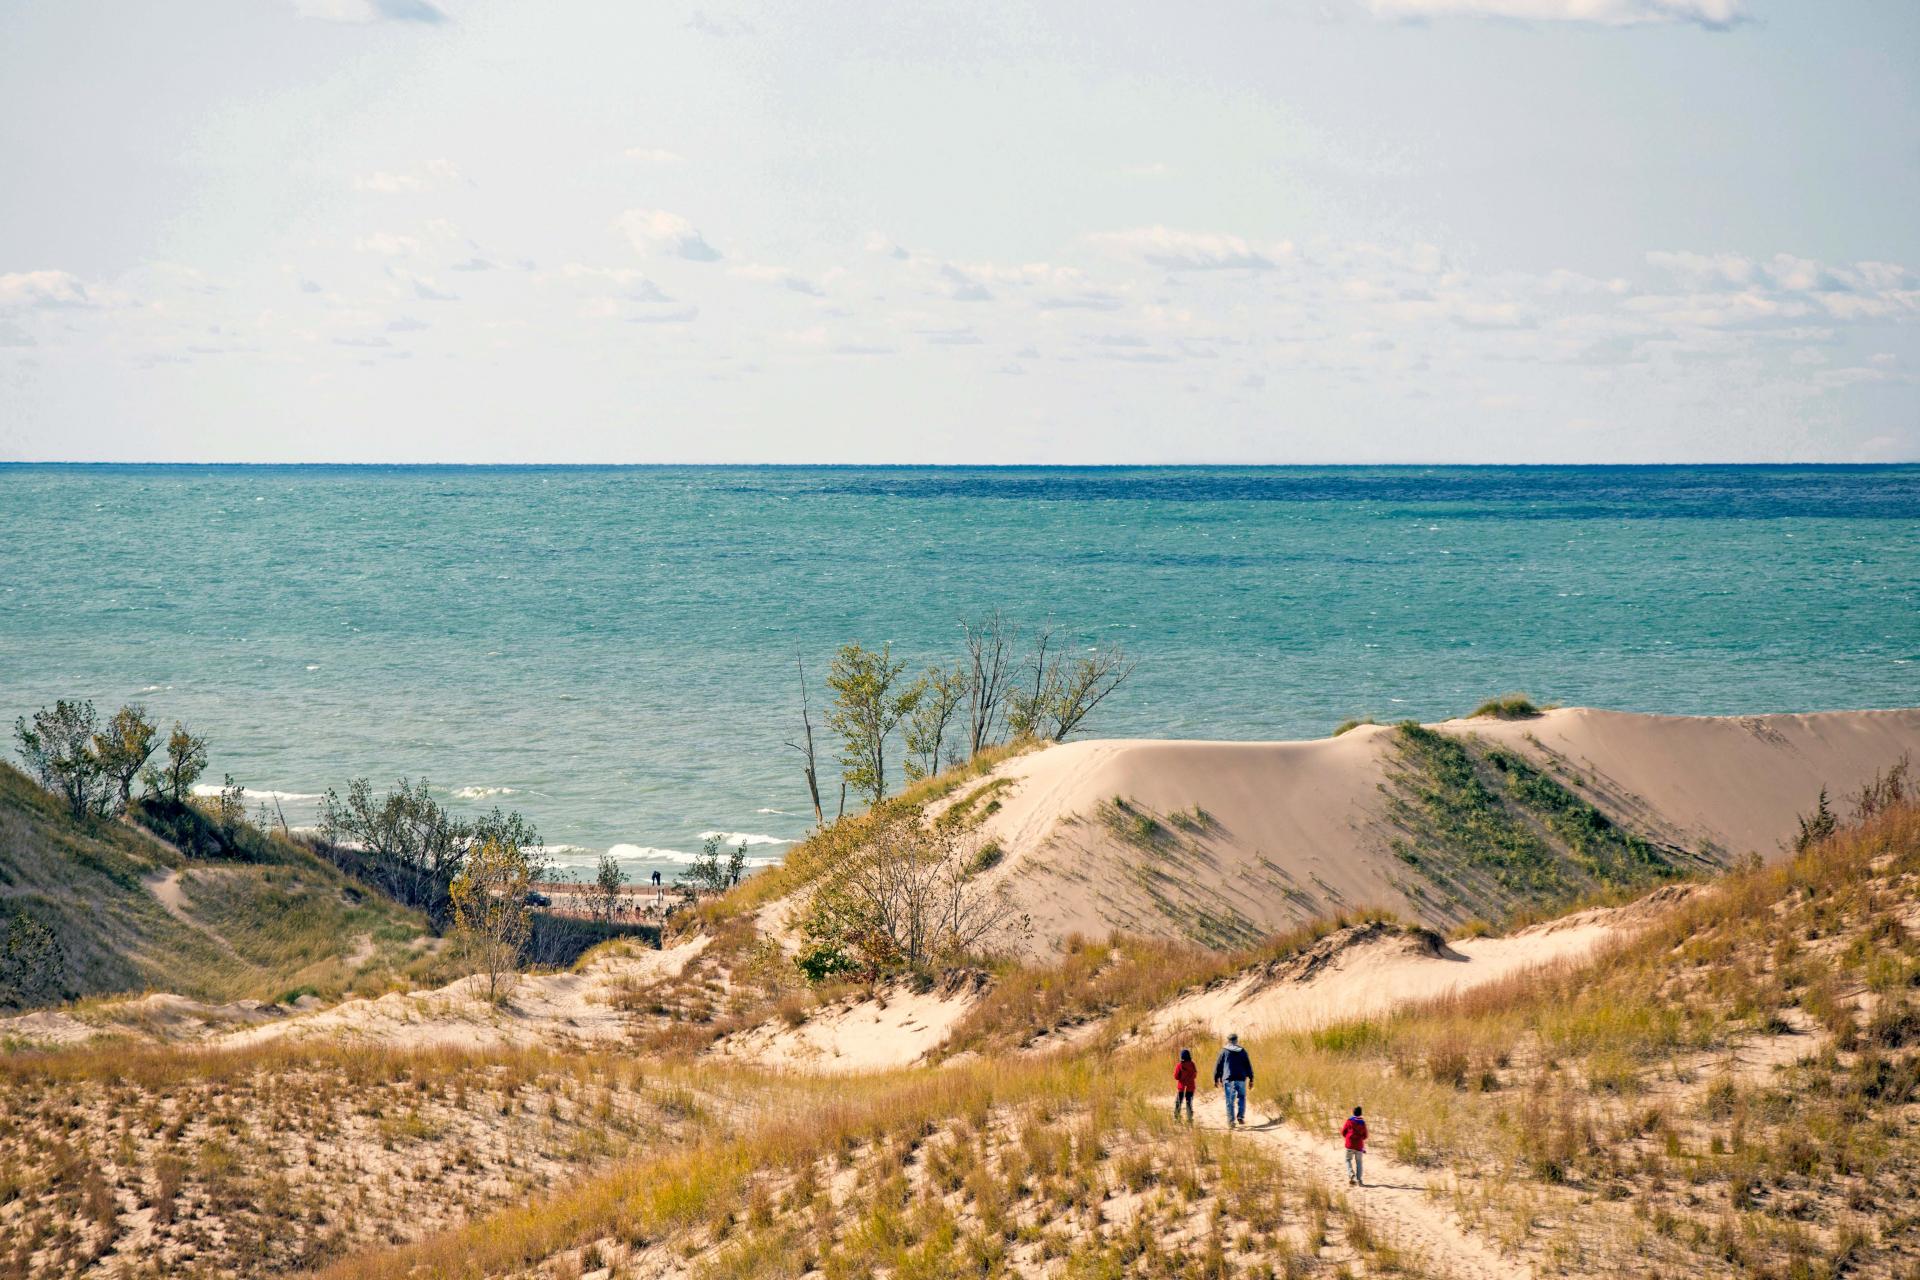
[965,706,1920,949]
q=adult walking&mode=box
[1212,1033,1253,1128]
[1341,1105,1368,1185]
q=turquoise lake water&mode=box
[2,465,1916,875]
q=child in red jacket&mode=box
[1341,1106,1368,1185]
[1174,1048,1197,1121]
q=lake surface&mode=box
[3,464,1915,875]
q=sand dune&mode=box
[966,706,1920,950]
[1146,889,1690,1043]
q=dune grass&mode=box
[1243,782,1920,1276]
[683,739,1044,934]
[1468,694,1545,720]
[0,762,441,1007]
[1384,721,1697,925]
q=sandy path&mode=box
[1196,1108,1531,1280]
[145,869,248,963]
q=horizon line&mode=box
[3,460,1916,470]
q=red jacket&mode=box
[1174,1060,1197,1091]
[1341,1116,1368,1151]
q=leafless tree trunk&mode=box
[1009,623,1058,739]
[785,655,827,828]
[1050,644,1138,740]
[961,611,1017,758]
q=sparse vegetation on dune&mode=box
[0,761,446,1008]
[1385,720,1708,925]
[0,1040,711,1277]
[939,910,1404,1062]
[279,767,1920,1280]
[1468,694,1546,720]
[310,1048,1413,1280]
[1248,767,1920,1277]
[8,678,1920,1280]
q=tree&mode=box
[145,722,209,805]
[94,704,157,815]
[798,804,1027,979]
[904,663,968,781]
[449,835,542,1005]
[0,910,63,1011]
[826,642,920,806]
[961,612,1017,758]
[591,851,628,924]
[1045,643,1138,741]
[213,774,247,831]
[319,779,539,927]
[679,834,746,895]
[785,656,827,828]
[1007,624,1058,740]
[14,699,110,821]
[1795,787,1839,853]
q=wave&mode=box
[698,830,792,846]
[755,808,793,816]
[588,843,784,868]
[190,784,325,802]
[454,785,516,800]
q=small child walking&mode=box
[1173,1048,1197,1122]
[1341,1105,1368,1185]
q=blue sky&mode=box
[1,0,1916,462]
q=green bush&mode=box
[1469,694,1543,720]
[796,941,858,984]
[131,796,277,862]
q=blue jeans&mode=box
[1222,1078,1247,1124]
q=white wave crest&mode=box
[190,784,324,802]
[595,842,784,868]
[454,785,516,800]
[755,808,793,816]
[698,830,792,846]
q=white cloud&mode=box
[1361,0,1745,27]
[355,232,421,256]
[1086,227,1290,271]
[0,270,99,309]
[615,209,721,262]
[729,263,824,296]
[353,159,461,193]
[550,263,671,303]
[289,0,447,22]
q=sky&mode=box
[0,0,1916,463]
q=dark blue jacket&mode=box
[1213,1044,1253,1084]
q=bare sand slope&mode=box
[710,977,986,1074]
[218,935,710,1052]
[1459,706,1920,857]
[1146,892,1687,1043]
[968,707,1920,950]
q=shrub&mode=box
[1333,717,1375,736]
[131,795,277,862]
[1469,694,1543,720]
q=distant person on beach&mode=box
[1213,1033,1253,1127]
[651,869,662,888]
[1341,1106,1368,1185]
[1174,1048,1197,1121]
